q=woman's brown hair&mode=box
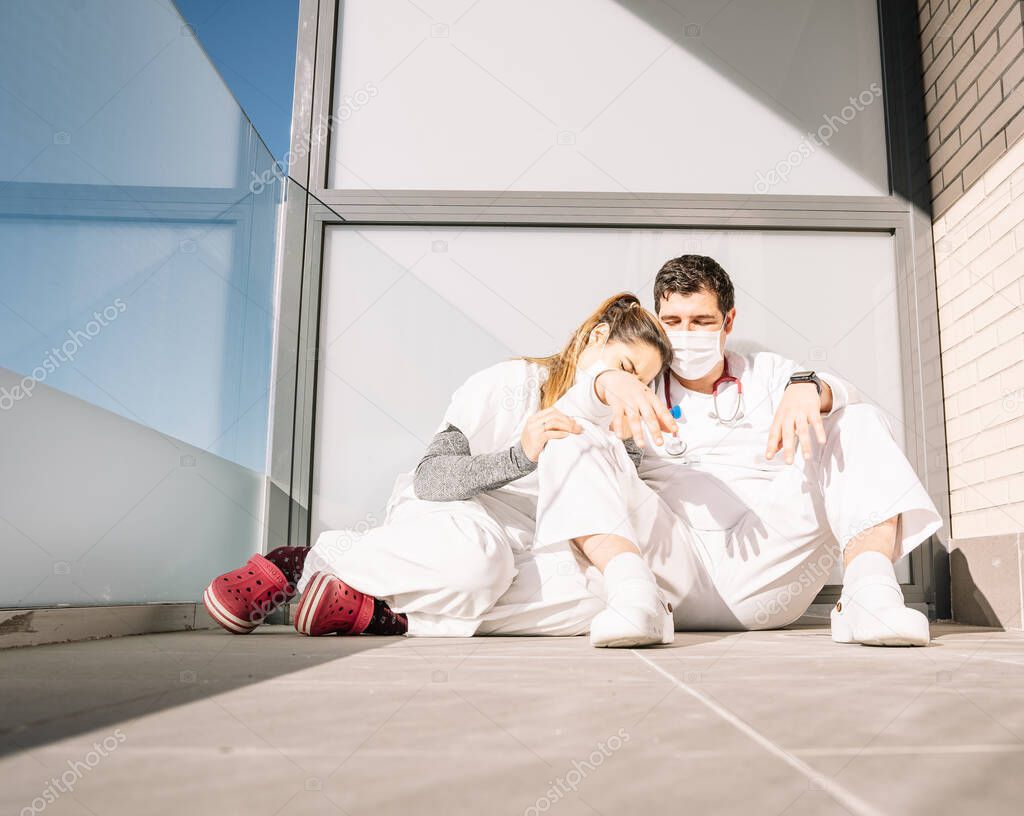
[523,292,673,409]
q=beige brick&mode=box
[975,0,1020,52]
[939,32,994,98]
[963,83,1009,143]
[964,130,1009,189]
[1007,472,1024,502]
[934,128,964,171]
[944,159,990,223]
[964,187,1015,237]
[1006,104,1024,147]
[1005,416,1024,448]
[1004,50,1024,95]
[969,232,1018,284]
[970,286,1019,331]
[983,445,1024,479]
[957,369,1003,413]
[989,243,1024,289]
[939,83,980,141]
[943,357,979,393]
[1000,359,1024,399]
[982,91,1024,146]
[959,18,1022,98]
[977,332,1024,378]
[998,5,1024,46]
[991,304,1024,344]
[945,391,960,419]
[966,478,1011,510]
[953,0,998,51]
[952,214,992,262]
[940,312,975,350]
[926,36,956,89]
[983,195,1024,243]
[948,277,994,323]
[951,507,993,538]
[923,0,960,48]
[935,176,966,216]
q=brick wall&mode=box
[920,0,1024,215]
[920,1,1024,627]
[935,137,1024,541]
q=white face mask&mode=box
[667,329,723,379]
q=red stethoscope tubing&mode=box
[663,358,743,411]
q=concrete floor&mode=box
[1,623,1023,816]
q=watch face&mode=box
[792,371,815,379]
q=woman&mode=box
[203,292,675,646]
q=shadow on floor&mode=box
[0,626,392,757]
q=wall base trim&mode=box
[0,603,216,649]
[950,534,1024,631]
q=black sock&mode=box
[263,546,308,588]
[364,599,408,635]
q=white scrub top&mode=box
[387,359,545,527]
[642,351,857,531]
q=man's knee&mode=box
[825,403,893,440]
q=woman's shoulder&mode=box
[456,359,546,397]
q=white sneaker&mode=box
[831,574,930,646]
[590,599,674,648]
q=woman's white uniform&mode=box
[534,350,943,631]
[298,360,611,637]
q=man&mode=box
[538,255,942,647]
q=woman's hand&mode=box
[593,370,677,447]
[521,408,583,462]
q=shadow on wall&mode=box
[949,547,1014,630]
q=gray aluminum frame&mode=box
[273,0,948,613]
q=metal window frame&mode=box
[274,0,948,613]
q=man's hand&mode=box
[520,407,582,462]
[593,370,678,447]
[765,383,827,464]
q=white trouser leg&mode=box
[299,501,519,637]
[713,404,942,630]
[534,421,724,629]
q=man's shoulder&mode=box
[730,349,799,381]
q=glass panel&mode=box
[313,226,909,583]
[329,0,888,195]
[0,0,287,606]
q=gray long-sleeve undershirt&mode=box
[413,424,643,502]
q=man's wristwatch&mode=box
[787,371,822,395]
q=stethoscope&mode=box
[661,358,746,457]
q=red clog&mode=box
[294,571,375,636]
[203,554,294,634]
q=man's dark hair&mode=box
[654,255,735,316]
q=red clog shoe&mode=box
[294,571,375,636]
[203,555,294,634]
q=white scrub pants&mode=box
[535,404,943,631]
[298,497,606,637]
[299,404,941,636]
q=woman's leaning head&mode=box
[527,292,672,408]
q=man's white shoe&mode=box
[590,600,674,648]
[831,574,930,646]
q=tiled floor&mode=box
[2,623,1023,816]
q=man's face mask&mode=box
[667,328,723,379]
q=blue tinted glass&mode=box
[0,0,288,605]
